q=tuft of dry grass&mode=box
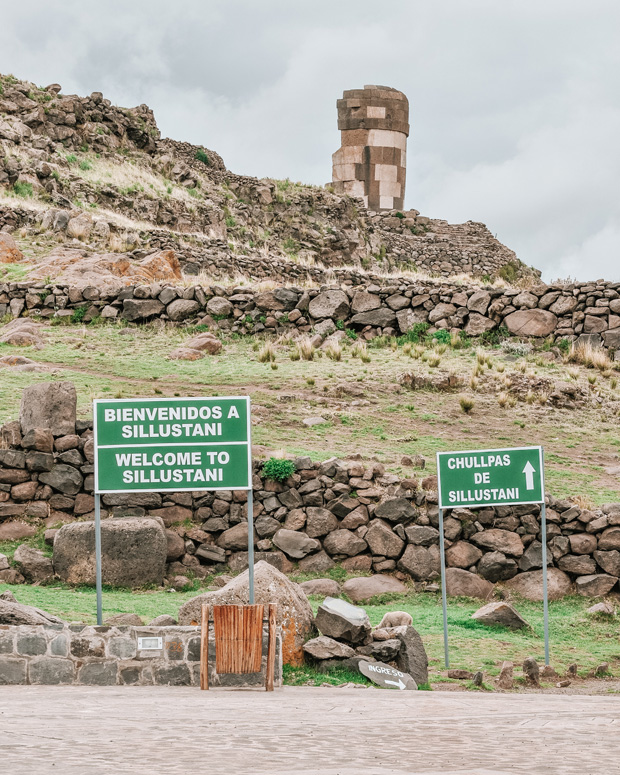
[324,341,342,361]
[459,395,475,414]
[427,354,441,368]
[297,336,315,361]
[568,341,613,371]
[258,342,276,363]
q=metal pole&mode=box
[541,499,549,665]
[94,493,103,625]
[438,507,449,669]
[247,488,255,605]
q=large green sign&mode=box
[436,446,544,509]
[93,397,252,493]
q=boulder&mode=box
[351,291,381,314]
[216,523,256,551]
[19,381,76,436]
[149,614,178,626]
[0,232,24,264]
[303,636,355,660]
[477,551,519,582]
[597,527,620,551]
[206,297,233,317]
[575,574,617,597]
[504,309,558,337]
[497,661,514,690]
[593,550,620,577]
[38,464,83,495]
[523,657,540,686]
[299,579,341,598]
[298,550,335,573]
[374,498,417,524]
[405,525,439,546]
[308,290,350,320]
[0,522,37,542]
[445,541,483,569]
[465,313,496,336]
[557,554,597,576]
[364,519,405,558]
[471,601,529,630]
[314,596,371,645]
[569,533,598,555]
[342,575,407,602]
[178,561,314,665]
[166,299,200,321]
[503,567,573,600]
[0,598,64,626]
[122,299,165,321]
[397,544,437,580]
[389,625,429,686]
[305,507,338,538]
[165,529,185,561]
[586,601,615,617]
[13,545,54,583]
[471,529,524,557]
[350,308,397,328]
[445,568,493,600]
[272,529,320,559]
[467,291,491,315]
[356,638,401,662]
[322,529,367,557]
[53,517,167,588]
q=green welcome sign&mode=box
[436,446,544,509]
[93,397,252,493]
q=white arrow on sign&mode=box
[385,678,406,690]
[523,461,536,490]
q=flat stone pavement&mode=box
[1,686,619,775]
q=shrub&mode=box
[262,457,295,482]
[70,305,88,323]
[66,154,77,163]
[13,181,33,198]
[79,160,92,171]
[195,149,210,166]
[398,322,430,345]
[431,329,451,345]
[498,262,518,284]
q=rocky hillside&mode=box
[0,72,531,284]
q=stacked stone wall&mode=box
[1,275,619,348]
[1,421,619,598]
[0,622,282,686]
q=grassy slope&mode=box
[0,320,618,503]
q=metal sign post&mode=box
[436,445,548,668]
[92,396,254,620]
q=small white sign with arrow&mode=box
[358,660,417,691]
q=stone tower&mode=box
[332,85,409,212]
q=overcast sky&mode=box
[2,0,619,281]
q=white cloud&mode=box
[1,0,619,280]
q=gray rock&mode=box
[298,550,335,573]
[445,568,493,600]
[166,299,200,321]
[29,658,75,685]
[342,575,407,602]
[356,638,401,661]
[38,464,83,495]
[272,529,320,559]
[20,381,76,436]
[558,554,597,575]
[314,596,372,645]
[523,657,540,686]
[13,545,54,583]
[477,551,518,582]
[374,498,417,524]
[299,579,341,597]
[349,308,397,328]
[305,507,338,538]
[391,625,429,686]
[178,561,313,665]
[471,601,529,630]
[471,529,524,557]
[503,567,573,600]
[322,529,367,557]
[504,309,558,337]
[594,550,620,577]
[0,658,27,684]
[497,661,514,689]
[0,598,64,626]
[53,518,167,588]
[122,298,165,321]
[216,523,256,551]
[397,544,437,581]
[445,541,483,569]
[364,519,405,558]
[308,290,350,320]
[104,613,144,626]
[575,574,617,597]
[404,525,439,546]
[303,636,355,660]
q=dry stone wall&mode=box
[1,276,619,348]
[1,414,620,598]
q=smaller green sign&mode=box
[94,397,252,493]
[436,446,544,509]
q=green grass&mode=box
[1,576,617,679]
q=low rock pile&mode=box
[303,596,429,686]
